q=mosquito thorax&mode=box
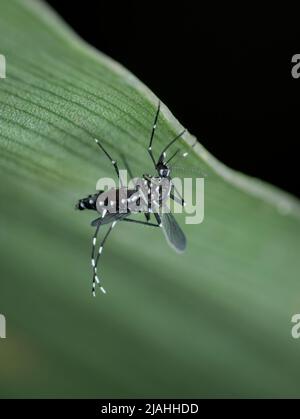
[142,174,163,183]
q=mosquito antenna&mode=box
[148,101,161,168]
[166,149,180,164]
[169,140,197,170]
[169,152,188,170]
[158,129,186,163]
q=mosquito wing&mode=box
[161,212,186,253]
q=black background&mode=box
[47,1,299,197]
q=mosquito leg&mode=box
[154,213,162,227]
[91,221,101,297]
[91,210,107,296]
[157,130,186,165]
[148,101,160,168]
[171,181,186,207]
[93,221,117,296]
[121,218,159,227]
[170,193,185,207]
[95,139,123,186]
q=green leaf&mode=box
[0,0,300,397]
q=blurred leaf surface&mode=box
[0,0,300,398]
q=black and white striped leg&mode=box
[154,212,162,227]
[91,221,102,297]
[170,193,185,207]
[92,220,117,296]
[95,139,123,186]
[148,101,160,168]
[171,182,186,207]
[91,209,106,296]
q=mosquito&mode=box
[76,101,192,296]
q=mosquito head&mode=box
[75,193,99,211]
[156,162,170,178]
